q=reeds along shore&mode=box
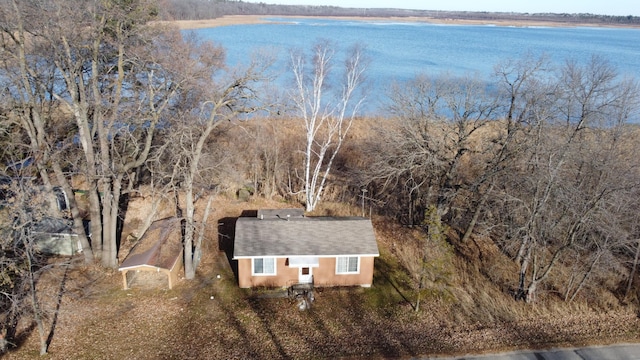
[163,14,640,30]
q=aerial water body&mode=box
[193,18,640,113]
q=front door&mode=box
[298,267,313,284]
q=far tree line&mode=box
[160,0,640,25]
[1,0,639,354]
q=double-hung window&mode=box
[252,257,276,275]
[336,256,359,274]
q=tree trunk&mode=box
[194,196,214,271]
[516,245,532,301]
[568,252,602,302]
[24,240,47,355]
[88,188,103,260]
[625,238,640,300]
[100,179,116,268]
[71,101,103,262]
[102,176,123,268]
[184,179,196,280]
[525,279,538,303]
[415,272,425,312]
[52,163,93,263]
[461,182,494,243]
[304,129,314,212]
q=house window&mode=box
[252,257,276,275]
[53,186,68,211]
[336,256,359,274]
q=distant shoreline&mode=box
[165,15,640,30]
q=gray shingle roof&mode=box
[32,217,73,235]
[233,215,379,258]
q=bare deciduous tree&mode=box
[0,178,68,355]
[460,55,552,244]
[158,45,270,279]
[1,0,209,269]
[365,73,496,225]
[496,56,640,302]
[0,0,94,263]
[289,40,367,212]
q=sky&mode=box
[242,0,640,17]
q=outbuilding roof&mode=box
[32,217,73,235]
[233,213,379,258]
[119,217,183,271]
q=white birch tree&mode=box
[289,41,367,212]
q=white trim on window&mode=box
[252,257,276,276]
[335,256,360,274]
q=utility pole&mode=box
[361,188,368,217]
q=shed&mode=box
[119,217,183,290]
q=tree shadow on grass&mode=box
[3,259,72,355]
[371,255,415,311]
[318,287,410,358]
[246,297,292,359]
[44,262,69,351]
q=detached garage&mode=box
[119,217,183,290]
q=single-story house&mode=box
[119,217,183,290]
[233,209,379,288]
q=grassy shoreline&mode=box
[164,14,640,30]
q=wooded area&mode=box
[1,0,639,357]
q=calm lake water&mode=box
[193,18,640,112]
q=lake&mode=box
[192,18,640,112]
